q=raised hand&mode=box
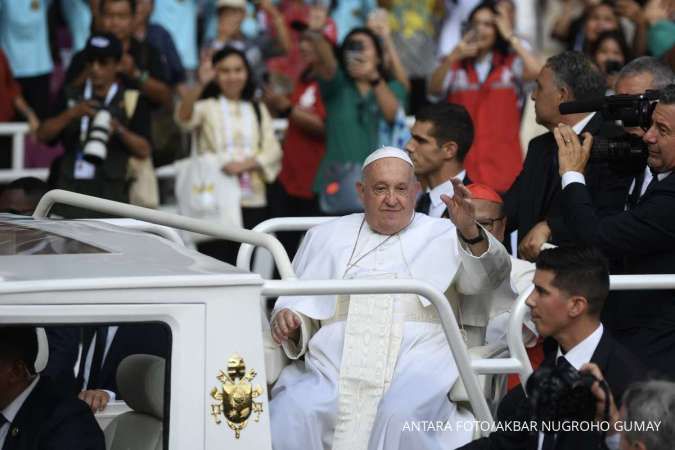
[555,124,593,175]
[441,178,478,236]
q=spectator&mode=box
[460,246,645,450]
[269,147,510,450]
[175,47,281,264]
[203,0,290,86]
[0,177,48,215]
[643,0,675,59]
[67,0,173,110]
[150,0,199,72]
[0,48,40,133]
[556,84,675,377]
[436,0,480,61]
[36,33,152,219]
[590,30,632,92]
[614,0,649,57]
[553,1,621,54]
[330,0,377,43]
[428,0,543,193]
[405,103,474,218]
[502,51,632,261]
[265,24,332,260]
[61,0,94,53]
[366,8,411,93]
[378,0,441,114]
[0,0,53,119]
[305,27,407,214]
[0,326,105,450]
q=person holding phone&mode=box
[428,0,543,193]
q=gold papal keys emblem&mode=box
[210,354,264,439]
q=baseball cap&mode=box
[85,32,123,62]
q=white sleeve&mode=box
[561,171,586,189]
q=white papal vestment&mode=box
[269,213,510,450]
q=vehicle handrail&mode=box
[236,217,335,273]
[262,278,496,433]
[87,218,186,246]
[507,286,535,388]
[33,190,296,279]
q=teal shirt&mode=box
[314,68,407,192]
[151,0,198,70]
[648,20,675,59]
[0,0,53,77]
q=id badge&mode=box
[74,152,95,180]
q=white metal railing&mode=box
[32,189,295,278]
[261,278,497,432]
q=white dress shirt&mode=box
[0,375,40,448]
[536,324,604,450]
[79,326,119,400]
[426,170,467,218]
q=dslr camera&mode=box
[559,90,660,174]
[526,363,598,427]
[83,108,112,164]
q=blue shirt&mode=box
[330,0,376,43]
[147,24,186,86]
[0,0,53,77]
[60,0,92,53]
[151,0,198,70]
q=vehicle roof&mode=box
[0,214,257,283]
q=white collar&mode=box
[657,170,672,182]
[2,375,40,424]
[428,170,467,207]
[556,324,603,370]
[571,112,596,135]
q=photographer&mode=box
[460,246,644,450]
[556,84,675,377]
[36,33,151,219]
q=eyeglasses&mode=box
[477,216,504,230]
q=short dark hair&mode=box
[3,177,49,205]
[0,326,37,374]
[467,1,509,56]
[415,103,474,161]
[659,84,675,105]
[590,30,631,65]
[535,246,609,315]
[339,27,388,80]
[101,0,136,14]
[545,51,606,101]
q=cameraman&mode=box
[37,33,151,218]
[460,246,644,450]
[556,84,675,377]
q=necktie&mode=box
[415,192,431,215]
[556,355,572,370]
[87,326,109,389]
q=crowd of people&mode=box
[2,0,675,449]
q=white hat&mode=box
[362,146,413,169]
[217,0,246,9]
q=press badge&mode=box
[74,153,95,179]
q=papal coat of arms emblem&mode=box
[210,354,264,439]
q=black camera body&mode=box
[526,364,598,428]
[559,90,659,172]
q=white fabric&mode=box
[536,324,604,450]
[605,431,621,450]
[0,375,40,448]
[437,0,481,59]
[425,170,467,219]
[561,171,586,189]
[270,213,510,450]
[626,167,672,203]
[572,112,596,135]
[362,147,413,170]
[81,326,119,401]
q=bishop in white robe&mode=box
[268,148,511,450]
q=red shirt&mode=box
[0,49,21,122]
[279,77,326,199]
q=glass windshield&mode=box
[0,223,107,255]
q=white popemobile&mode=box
[0,189,580,450]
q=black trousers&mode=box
[197,206,268,266]
[17,73,52,119]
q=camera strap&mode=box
[80,79,119,144]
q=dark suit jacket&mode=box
[2,376,105,450]
[459,328,645,450]
[85,323,170,396]
[561,173,675,375]
[503,114,632,246]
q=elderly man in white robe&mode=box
[268,147,511,450]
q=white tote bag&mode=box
[174,133,242,245]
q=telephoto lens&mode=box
[83,109,112,164]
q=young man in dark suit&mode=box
[0,326,104,450]
[405,103,474,218]
[460,246,644,450]
[502,51,632,261]
[556,83,675,378]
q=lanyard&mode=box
[80,80,119,143]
